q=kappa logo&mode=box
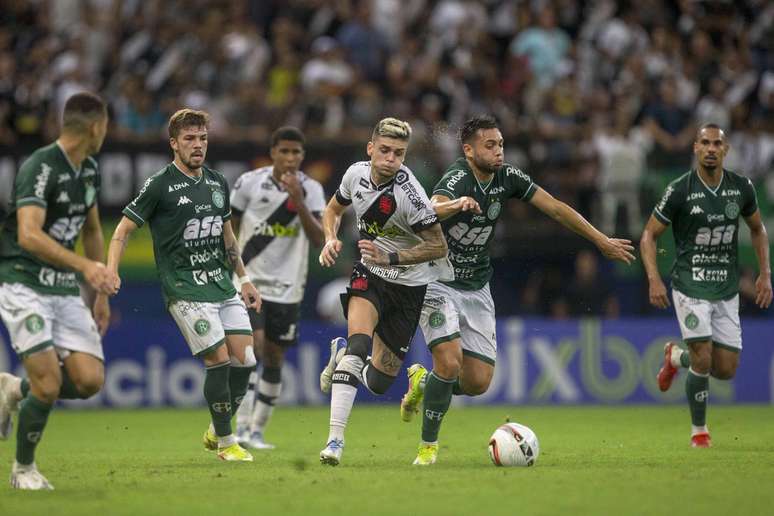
[689,205,704,215]
[56,191,70,203]
[177,195,192,206]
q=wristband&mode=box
[238,276,251,286]
[388,252,400,266]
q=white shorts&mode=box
[0,282,103,360]
[672,289,741,351]
[419,282,497,365]
[168,294,252,356]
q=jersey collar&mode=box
[55,141,82,178]
[694,168,724,197]
[172,162,203,184]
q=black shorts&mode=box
[339,263,427,360]
[248,300,300,347]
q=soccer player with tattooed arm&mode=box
[107,109,261,462]
[316,117,453,466]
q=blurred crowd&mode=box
[1,0,773,316]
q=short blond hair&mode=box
[372,117,412,141]
[168,109,209,138]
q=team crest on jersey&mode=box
[351,277,368,291]
[428,311,445,328]
[194,319,211,336]
[684,312,699,330]
[211,190,225,208]
[724,201,739,219]
[487,201,501,220]
[24,314,45,334]
[378,195,395,215]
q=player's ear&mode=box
[366,141,374,157]
[462,142,473,159]
[169,137,178,152]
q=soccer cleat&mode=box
[0,373,21,440]
[691,433,712,448]
[319,439,344,466]
[10,462,54,490]
[412,442,439,466]
[236,428,251,447]
[657,342,680,392]
[217,443,254,462]
[243,431,275,450]
[203,427,218,452]
[320,337,347,394]
[400,364,428,422]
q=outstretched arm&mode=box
[743,210,772,309]
[640,215,670,309]
[431,194,482,221]
[529,187,635,264]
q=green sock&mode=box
[686,368,709,426]
[204,362,232,437]
[58,367,85,400]
[229,366,252,418]
[20,378,30,398]
[421,371,455,443]
[451,378,464,396]
[15,395,53,465]
[679,351,690,368]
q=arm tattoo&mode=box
[394,224,448,265]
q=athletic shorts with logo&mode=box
[0,282,103,359]
[672,289,741,351]
[419,281,497,365]
[340,262,426,360]
[248,300,300,346]
[169,294,252,356]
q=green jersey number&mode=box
[695,225,735,246]
[447,222,492,246]
[184,216,223,241]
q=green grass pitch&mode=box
[1,405,773,515]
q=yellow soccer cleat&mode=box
[400,364,427,422]
[412,442,438,466]
[203,427,218,451]
[217,443,254,462]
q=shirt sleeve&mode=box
[740,177,758,218]
[222,179,232,221]
[335,164,359,205]
[122,175,160,227]
[230,172,251,213]
[306,179,327,216]
[652,180,682,226]
[400,172,439,233]
[432,170,461,200]
[504,165,537,201]
[14,157,55,209]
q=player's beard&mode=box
[181,152,205,172]
[472,156,499,176]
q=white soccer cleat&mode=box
[243,431,275,450]
[10,462,54,490]
[319,439,344,466]
[236,428,251,447]
[0,373,22,440]
[320,337,347,394]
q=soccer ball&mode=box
[488,422,539,467]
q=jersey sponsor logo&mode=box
[505,166,530,182]
[56,191,70,203]
[205,178,220,187]
[183,216,223,241]
[724,201,739,219]
[691,253,730,265]
[689,205,704,215]
[177,195,192,206]
[444,170,466,190]
[48,215,86,243]
[211,190,225,208]
[38,267,77,289]
[707,214,724,222]
[358,219,406,239]
[487,201,501,220]
[688,192,705,200]
[57,174,70,184]
[692,267,728,282]
[168,182,189,192]
[253,220,300,238]
[721,189,740,197]
[34,163,52,199]
[192,270,208,285]
[449,251,479,264]
[24,314,45,334]
[423,296,446,308]
[694,225,735,247]
[195,203,212,214]
[367,264,400,280]
[189,248,221,266]
[395,170,409,184]
[82,167,96,178]
[657,185,673,212]
[490,186,506,194]
[400,181,427,212]
[68,203,86,215]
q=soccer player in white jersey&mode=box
[230,127,326,449]
[316,117,452,466]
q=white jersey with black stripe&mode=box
[230,166,326,303]
[335,161,453,287]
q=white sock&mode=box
[670,346,685,368]
[218,434,237,447]
[250,379,282,434]
[235,371,258,433]
[691,425,709,436]
[327,354,364,442]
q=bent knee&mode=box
[711,367,737,381]
[76,377,104,398]
[462,379,490,396]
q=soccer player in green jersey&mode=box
[642,123,771,448]
[400,115,636,465]
[0,92,113,489]
[107,109,261,462]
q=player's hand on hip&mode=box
[358,239,387,265]
[457,196,482,214]
[754,274,772,309]
[648,278,670,309]
[84,261,114,295]
[599,237,635,264]
[241,282,262,312]
[319,239,342,267]
[92,294,111,336]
